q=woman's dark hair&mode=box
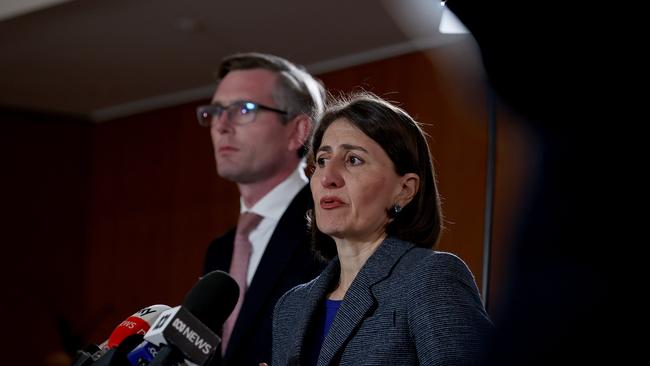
[308,92,443,260]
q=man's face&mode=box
[209,69,297,184]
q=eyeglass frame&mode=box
[196,100,288,127]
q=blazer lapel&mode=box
[318,238,413,366]
[225,186,312,360]
[286,259,340,363]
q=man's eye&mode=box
[316,157,327,167]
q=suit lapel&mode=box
[286,259,340,363]
[318,238,413,366]
[225,186,312,360]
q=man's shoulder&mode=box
[207,227,236,248]
[203,228,236,274]
[273,185,312,235]
[282,184,312,214]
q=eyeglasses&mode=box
[196,101,288,127]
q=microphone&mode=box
[143,270,239,366]
[126,340,161,366]
[91,334,144,366]
[106,305,171,349]
[70,305,170,366]
[70,343,102,366]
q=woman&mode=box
[272,93,492,365]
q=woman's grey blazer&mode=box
[272,237,493,365]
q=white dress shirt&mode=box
[240,164,308,285]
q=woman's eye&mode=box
[316,157,327,168]
[348,156,363,166]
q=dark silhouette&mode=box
[446,1,630,364]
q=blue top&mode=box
[304,298,342,365]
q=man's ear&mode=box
[395,173,420,207]
[288,114,312,153]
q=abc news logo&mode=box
[152,310,213,355]
[170,317,213,355]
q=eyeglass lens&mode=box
[199,102,256,126]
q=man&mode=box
[198,53,326,365]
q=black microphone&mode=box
[143,270,239,366]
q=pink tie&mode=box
[222,212,263,355]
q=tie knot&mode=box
[236,212,263,237]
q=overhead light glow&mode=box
[439,2,469,34]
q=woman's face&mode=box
[311,119,405,243]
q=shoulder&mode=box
[402,248,478,286]
[279,278,315,304]
[398,248,487,318]
[392,247,483,309]
[274,255,337,318]
[208,228,236,246]
[398,249,493,363]
[284,184,312,213]
[273,276,317,332]
[273,185,312,236]
[203,228,236,274]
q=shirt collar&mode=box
[240,163,308,220]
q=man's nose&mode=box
[211,110,232,133]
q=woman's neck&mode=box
[328,233,386,300]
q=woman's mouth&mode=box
[320,196,345,209]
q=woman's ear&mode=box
[288,114,312,153]
[396,173,420,207]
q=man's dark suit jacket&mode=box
[203,185,325,366]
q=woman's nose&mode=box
[319,160,344,188]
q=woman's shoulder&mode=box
[403,245,467,268]
[396,246,486,315]
[276,258,339,315]
[273,278,316,328]
[399,246,478,286]
[386,237,467,266]
[278,277,317,305]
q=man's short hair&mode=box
[216,52,325,125]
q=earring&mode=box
[387,203,403,218]
[391,204,403,217]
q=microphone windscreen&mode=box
[106,304,170,349]
[183,270,239,332]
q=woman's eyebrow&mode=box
[317,144,368,153]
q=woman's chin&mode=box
[318,226,346,239]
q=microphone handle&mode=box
[70,343,102,366]
[70,350,94,366]
[91,334,143,366]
